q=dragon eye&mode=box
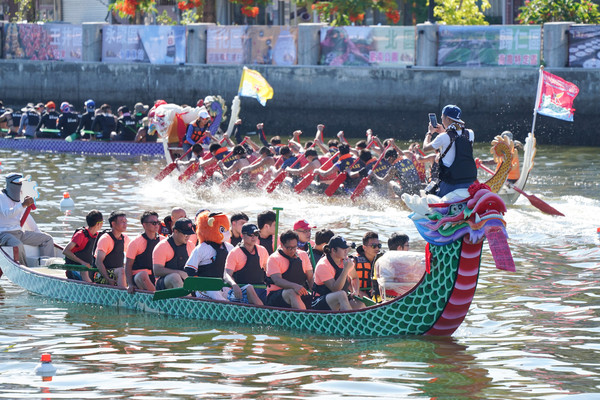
[449,203,465,215]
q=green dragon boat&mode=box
[0,181,514,337]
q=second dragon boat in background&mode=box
[0,137,164,157]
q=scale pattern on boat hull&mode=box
[0,240,469,337]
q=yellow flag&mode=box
[237,67,274,106]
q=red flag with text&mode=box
[535,70,579,122]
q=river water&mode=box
[0,143,599,399]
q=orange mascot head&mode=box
[195,211,230,244]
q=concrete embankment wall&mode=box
[1,60,598,146]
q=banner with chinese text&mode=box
[3,23,82,61]
[438,25,541,67]
[102,25,186,64]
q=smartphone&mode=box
[428,113,438,128]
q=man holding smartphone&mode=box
[421,105,477,197]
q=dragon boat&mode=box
[0,137,164,157]
[0,137,515,337]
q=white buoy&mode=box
[34,353,57,381]
[59,192,75,214]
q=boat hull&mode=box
[0,138,164,157]
[0,240,478,337]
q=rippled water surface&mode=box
[0,143,599,399]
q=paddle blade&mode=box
[155,162,177,181]
[512,186,565,216]
[294,173,315,194]
[221,172,241,189]
[266,171,287,193]
[193,164,218,187]
[350,177,369,201]
[484,226,516,272]
[183,277,227,291]
[47,264,98,272]
[256,171,272,189]
[152,287,191,301]
[325,172,347,197]
[178,162,199,182]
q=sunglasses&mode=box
[283,245,298,251]
[244,232,259,237]
[144,221,160,225]
[368,243,382,249]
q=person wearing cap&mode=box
[152,217,196,291]
[312,228,334,265]
[422,104,477,197]
[133,102,149,130]
[229,212,249,247]
[62,210,104,282]
[312,235,363,311]
[18,103,41,139]
[124,211,162,294]
[114,106,137,141]
[36,101,60,138]
[91,104,117,141]
[57,102,79,139]
[183,108,212,158]
[0,173,54,266]
[353,231,384,299]
[223,223,269,305]
[77,99,96,139]
[293,219,316,253]
[93,211,130,287]
[265,230,314,309]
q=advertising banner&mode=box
[3,23,82,61]
[320,26,414,67]
[568,25,600,68]
[438,25,541,67]
[102,25,186,64]
[207,26,298,65]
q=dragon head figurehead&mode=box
[402,182,515,271]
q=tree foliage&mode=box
[433,0,491,25]
[517,0,600,24]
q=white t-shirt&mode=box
[430,128,475,168]
[0,192,25,232]
[185,241,234,273]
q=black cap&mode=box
[173,217,195,235]
[118,106,129,114]
[328,235,352,249]
[241,223,259,236]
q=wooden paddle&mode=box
[152,276,266,301]
[47,264,98,272]
[476,160,565,217]
[350,144,392,201]
[193,138,248,187]
[178,137,227,182]
[221,156,263,189]
[265,145,315,193]
[294,151,339,194]
[155,146,193,181]
[324,146,373,197]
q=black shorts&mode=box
[155,276,166,291]
[311,294,332,310]
[266,289,290,308]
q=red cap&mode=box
[45,101,56,109]
[41,353,52,362]
[293,219,315,231]
[63,192,70,198]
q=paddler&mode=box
[353,231,384,299]
[0,173,54,266]
[124,211,161,294]
[62,210,104,282]
[94,211,130,287]
[265,230,314,309]
[311,235,364,311]
[152,217,196,290]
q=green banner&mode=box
[438,25,541,67]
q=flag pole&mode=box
[531,65,544,136]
